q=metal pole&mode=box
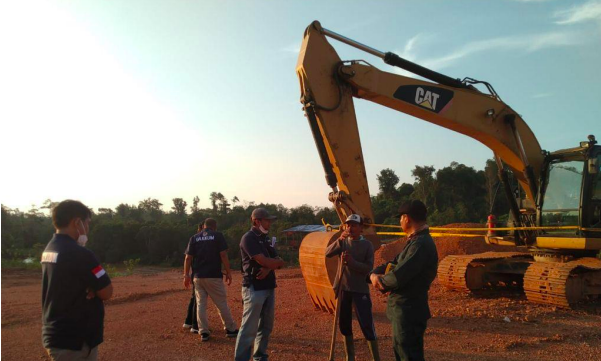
[321,27,386,59]
[328,254,345,361]
[320,25,471,90]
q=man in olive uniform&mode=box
[370,200,438,361]
[325,214,380,361]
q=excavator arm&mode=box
[296,21,544,312]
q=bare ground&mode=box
[2,264,601,361]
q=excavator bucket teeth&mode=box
[299,231,341,313]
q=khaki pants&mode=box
[194,277,237,334]
[46,343,98,361]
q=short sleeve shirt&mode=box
[240,228,278,290]
[41,233,112,350]
[185,229,228,278]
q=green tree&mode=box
[190,196,200,214]
[138,198,163,222]
[411,165,437,211]
[376,168,400,199]
[171,198,188,217]
[209,192,219,211]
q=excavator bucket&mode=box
[299,231,340,313]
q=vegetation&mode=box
[2,159,511,268]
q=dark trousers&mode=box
[184,287,198,329]
[391,316,427,361]
[338,291,376,341]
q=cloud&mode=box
[281,41,301,53]
[532,92,553,99]
[555,0,601,25]
[511,0,554,2]
[400,34,421,61]
[389,34,427,77]
[420,31,580,70]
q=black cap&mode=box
[251,207,277,220]
[396,200,427,222]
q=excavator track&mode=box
[438,252,532,291]
[524,257,601,308]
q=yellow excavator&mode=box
[296,21,601,310]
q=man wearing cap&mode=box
[369,200,438,361]
[183,218,238,342]
[234,208,285,361]
[325,214,379,361]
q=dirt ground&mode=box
[3,231,601,361]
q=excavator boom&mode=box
[296,21,601,311]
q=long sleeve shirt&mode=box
[325,235,374,294]
[371,228,438,320]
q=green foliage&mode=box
[2,196,339,269]
[1,158,512,268]
[371,160,510,226]
[124,258,141,275]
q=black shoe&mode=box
[226,329,239,338]
[200,332,210,342]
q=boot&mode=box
[367,339,381,361]
[343,335,355,361]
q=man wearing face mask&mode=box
[41,200,113,361]
[234,208,285,361]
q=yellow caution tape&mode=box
[366,223,580,232]
[377,232,484,238]
[317,221,590,238]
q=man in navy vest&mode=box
[184,218,238,342]
[42,200,113,360]
[234,208,285,361]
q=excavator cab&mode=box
[538,136,601,237]
[536,137,601,246]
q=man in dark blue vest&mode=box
[234,208,285,361]
[184,218,237,342]
[42,200,113,360]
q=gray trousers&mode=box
[194,277,237,334]
[46,343,98,361]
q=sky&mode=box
[1,0,600,213]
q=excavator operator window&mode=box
[541,159,584,234]
[589,154,601,230]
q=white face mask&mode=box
[259,225,269,235]
[77,220,88,247]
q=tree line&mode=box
[1,159,513,267]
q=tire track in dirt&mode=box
[106,288,186,306]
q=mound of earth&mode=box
[374,223,520,267]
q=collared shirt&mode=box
[325,235,374,294]
[372,227,438,320]
[185,229,228,278]
[240,227,278,290]
[41,233,112,350]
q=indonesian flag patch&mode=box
[92,265,106,279]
